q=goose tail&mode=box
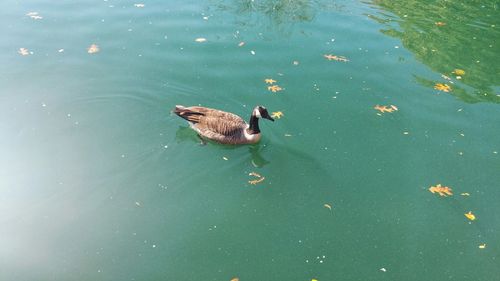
[173,105,187,115]
[173,105,203,122]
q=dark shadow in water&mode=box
[175,126,271,167]
[365,0,500,104]
[207,0,345,34]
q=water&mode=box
[1,0,499,280]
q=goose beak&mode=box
[263,113,274,122]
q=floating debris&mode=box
[268,85,282,93]
[18,48,31,56]
[26,11,43,20]
[435,22,446,26]
[134,3,145,8]
[195,37,207,43]
[87,44,100,54]
[271,111,284,119]
[248,172,265,185]
[434,83,452,92]
[264,78,276,84]
[429,184,453,197]
[324,54,349,62]
[324,203,332,210]
[238,41,245,47]
[374,104,398,113]
[479,244,486,249]
[464,211,476,221]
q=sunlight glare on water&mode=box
[1,0,499,280]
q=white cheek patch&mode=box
[254,108,262,118]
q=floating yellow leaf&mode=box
[429,184,453,197]
[264,78,276,84]
[248,172,265,185]
[324,54,349,62]
[268,85,282,93]
[374,104,396,113]
[465,211,476,221]
[479,244,486,249]
[271,111,284,119]
[435,22,446,26]
[87,44,100,54]
[312,279,318,281]
[324,203,332,210]
[434,83,452,92]
[230,278,239,281]
[452,69,465,76]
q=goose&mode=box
[173,105,274,144]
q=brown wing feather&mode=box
[174,105,247,141]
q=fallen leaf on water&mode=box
[18,48,30,56]
[374,104,396,113]
[248,172,265,185]
[441,74,452,81]
[271,111,284,119]
[479,244,486,249]
[435,22,446,26]
[452,69,465,76]
[87,44,100,54]
[460,192,470,196]
[26,12,43,20]
[324,204,332,210]
[230,278,239,281]
[311,279,318,281]
[134,3,145,8]
[268,85,282,93]
[465,211,476,221]
[434,83,452,92]
[324,54,349,62]
[264,78,276,84]
[195,37,207,43]
[429,184,453,197]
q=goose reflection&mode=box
[174,126,271,167]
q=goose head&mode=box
[252,105,274,122]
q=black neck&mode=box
[248,115,260,134]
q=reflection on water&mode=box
[175,126,271,167]
[209,0,344,32]
[366,0,500,103]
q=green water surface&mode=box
[1,0,499,280]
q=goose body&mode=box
[173,105,274,145]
